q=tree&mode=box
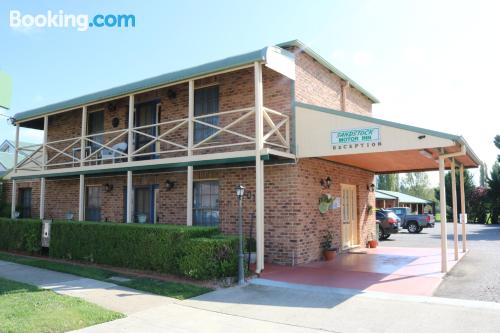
[495,135,500,162]
[434,168,475,217]
[399,172,434,200]
[376,174,399,191]
[480,163,488,187]
[487,162,500,224]
[469,187,489,223]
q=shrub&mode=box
[179,236,241,280]
[49,220,219,275]
[0,218,42,253]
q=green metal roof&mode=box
[278,40,379,103]
[14,47,269,122]
[376,190,432,204]
[375,190,398,200]
[14,39,379,123]
[0,152,15,169]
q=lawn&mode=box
[0,252,212,300]
[0,277,123,333]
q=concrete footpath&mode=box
[1,260,500,333]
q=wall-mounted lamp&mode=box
[320,176,332,189]
[167,89,177,100]
[111,117,120,128]
[418,135,426,140]
[367,183,375,192]
[165,180,176,191]
[103,183,114,192]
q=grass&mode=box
[0,252,212,299]
[0,277,123,333]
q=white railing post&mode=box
[439,156,448,273]
[187,80,194,226]
[11,179,16,219]
[127,170,133,223]
[128,95,135,162]
[459,164,467,252]
[80,106,87,167]
[40,177,45,219]
[42,116,48,170]
[254,61,265,273]
[78,174,85,221]
[14,123,19,173]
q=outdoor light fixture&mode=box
[165,180,176,191]
[320,176,332,189]
[167,89,177,99]
[235,184,246,285]
[103,183,114,192]
[418,135,426,140]
[367,183,375,192]
[111,117,120,128]
[419,149,434,160]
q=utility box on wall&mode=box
[41,219,52,247]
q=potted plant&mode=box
[367,232,378,248]
[320,231,338,261]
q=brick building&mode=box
[5,40,480,272]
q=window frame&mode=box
[192,180,220,227]
[194,85,220,144]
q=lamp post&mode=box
[235,184,245,285]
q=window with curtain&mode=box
[193,181,219,226]
[194,86,219,144]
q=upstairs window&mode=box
[194,86,219,144]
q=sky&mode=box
[1,0,499,186]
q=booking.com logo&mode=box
[9,10,136,32]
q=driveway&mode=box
[380,223,500,302]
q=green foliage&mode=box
[179,236,240,280]
[469,187,489,223]
[435,169,475,216]
[487,162,500,224]
[49,220,219,275]
[376,174,399,191]
[494,135,500,162]
[400,172,434,200]
[0,218,42,253]
[119,278,211,300]
[0,178,11,218]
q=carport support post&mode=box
[459,164,467,252]
[451,158,459,261]
[438,156,448,273]
[10,179,16,219]
[186,80,194,226]
[126,171,133,223]
[39,177,45,219]
[254,61,265,274]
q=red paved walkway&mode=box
[259,247,465,296]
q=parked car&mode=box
[388,207,435,233]
[376,209,401,240]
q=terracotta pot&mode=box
[323,249,337,261]
[368,240,378,248]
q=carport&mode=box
[295,102,481,273]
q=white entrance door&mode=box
[341,184,358,249]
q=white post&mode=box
[42,116,48,169]
[14,124,19,173]
[126,170,133,223]
[187,80,194,226]
[459,164,467,252]
[451,158,459,260]
[128,95,135,162]
[439,156,448,273]
[11,179,16,219]
[254,61,265,273]
[78,174,85,221]
[39,177,46,219]
[80,106,87,166]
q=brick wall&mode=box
[4,157,375,266]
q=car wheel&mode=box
[382,233,390,240]
[408,222,419,233]
[378,226,384,240]
[417,226,423,233]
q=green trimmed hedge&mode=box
[179,236,241,279]
[49,220,219,275]
[0,218,42,253]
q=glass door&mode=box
[134,102,158,160]
[85,186,101,221]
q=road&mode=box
[380,222,500,302]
